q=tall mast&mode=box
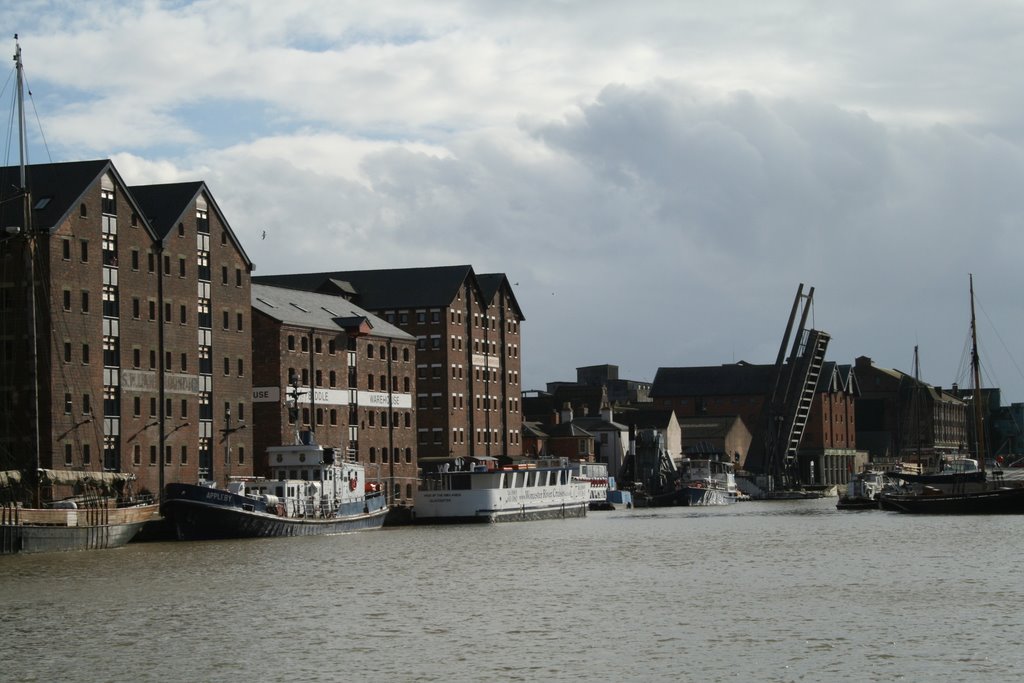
[912,345,921,469]
[969,274,986,475]
[13,36,41,491]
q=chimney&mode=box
[561,402,574,424]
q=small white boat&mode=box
[414,457,589,523]
[676,458,739,506]
[836,470,894,510]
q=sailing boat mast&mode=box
[912,345,922,470]
[969,274,986,475]
[12,36,41,491]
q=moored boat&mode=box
[0,41,159,554]
[878,484,1024,514]
[676,458,739,506]
[414,457,589,523]
[878,275,1024,515]
[161,439,387,540]
[1,470,158,554]
[836,469,894,510]
[572,462,614,510]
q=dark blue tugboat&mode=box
[161,438,387,540]
[162,378,387,539]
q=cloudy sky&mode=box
[7,1,1024,400]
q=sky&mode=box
[5,1,1024,401]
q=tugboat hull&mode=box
[161,483,387,540]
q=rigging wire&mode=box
[975,295,1024,387]
[22,70,54,165]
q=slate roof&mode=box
[477,272,525,320]
[572,416,628,433]
[546,423,595,438]
[651,364,777,398]
[130,181,253,268]
[522,421,548,438]
[129,182,204,238]
[653,361,858,399]
[0,159,156,239]
[254,265,482,310]
[251,283,414,340]
[615,409,678,430]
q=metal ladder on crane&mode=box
[779,328,830,481]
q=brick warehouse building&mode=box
[650,361,859,485]
[0,160,253,498]
[854,355,967,468]
[254,265,525,461]
[251,283,418,505]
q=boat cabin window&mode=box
[275,486,284,497]
[449,474,471,490]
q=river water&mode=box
[2,498,1023,682]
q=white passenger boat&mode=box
[414,457,589,523]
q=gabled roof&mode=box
[615,409,678,430]
[522,422,548,439]
[254,265,484,310]
[477,272,525,321]
[130,181,254,269]
[252,283,413,341]
[129,182,203,238]
[0,159,157,240]
[836,364,859,397]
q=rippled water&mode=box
[3,498,1023,682]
